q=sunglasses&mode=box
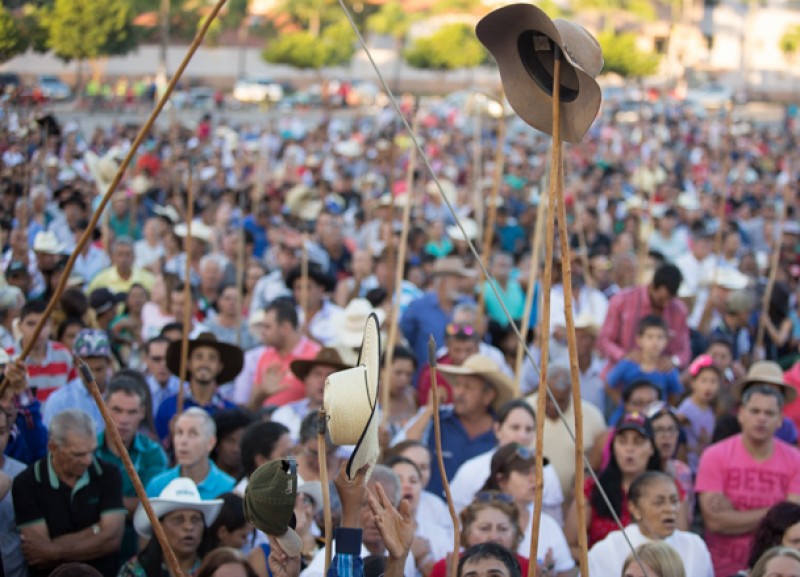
[446,323,476,338]
[502,443,533,465]
[475,491,514,504]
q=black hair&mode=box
[60,287,89,318]
[622,380,663,403]
[202,493,248,551]
[107,369,156,434]
[240,421,290,478]
[20,299,47,320]
[159,322,184,338]
[481,443,536,492]
[383,345,418,369]
[47,563,103,577]
[383,455,422,479]
[458,543,521,577]
[266,299,299,329]
[211,408,255,476]
[56,317,86,342]
[628,471,676,506]
[651,264,683,296]
[748,501,800,568]
[636,314,669,337]
[145,335,171,355]
[497,399,536,426]
[706,335,734,356]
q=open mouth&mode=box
[660,517,676,528]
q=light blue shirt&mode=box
[1,456,27,577]
[146,461,235,500]
[42,377,105,433]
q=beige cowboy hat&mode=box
[447,218,479,243]
[438,354,514,412]
[476,4,603,144]
[573,312,599,336]
[134,478,222,538]
[130,174,153,196]
[324,313,381,480]
[33,231,65,255]
[336,299,387,349]
[733,360,797,404]
[85,150,121,195]
[285,184,323,222]
[175,220,214,244]
[431,256,478,279]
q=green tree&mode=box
[0,7,27,63]
[262,19,354,69]
[404,23,487,70]
[19,6,49,53]
[366,0,419,90]
[781,25,800,58]
[597,30,660,77]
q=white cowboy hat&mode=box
[285,184,322,222]
[476,4,603,143]
[426,179,457,203]
[324,312,381,480]
[175,220,214,244]
[573,312,599,336]
[33,231,65,255]
[85,150,121,195]
[447,218,479,243]
[334,139,363,158]
[130,174,153,196]
[713,267,750,290]
[133,478,222,537]
[677,193,701,212]
[438,354,514,412]
[337,299,387,349]
[153,204,181,224]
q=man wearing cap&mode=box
[696,361,800,577]
[155,333,241,441]
[400,256,478,371]
[287,262,344,346]
[271,348,349,442]
[43,329,114,433]
[88,236,155,295]
[12,409,125,577]
[396,354,510,498]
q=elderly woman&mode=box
[119,478,222,577]
[588,471,712,577]
[622,542,686,577]
[750,546,800,577]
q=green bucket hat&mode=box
[244,458,303,556]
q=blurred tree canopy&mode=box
[404,23,487,70]
[598,30,660,77]
[0,6,27,63]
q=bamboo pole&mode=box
[754,189,789,355]
[318,409,333,575]
[429,336,460,577]
[75,356,186,577]
[0,0,230,398]
[514,195,547,394]
[529,55,561,577]
[635,188,653,285]
[176,164,194,417]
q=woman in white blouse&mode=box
[589,471,713,577]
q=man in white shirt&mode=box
[675,225,716,329]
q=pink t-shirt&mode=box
[254,337,321,406]
[695,434,800,577]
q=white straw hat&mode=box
[133,478,222,537]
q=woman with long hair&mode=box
[737,502,800,575]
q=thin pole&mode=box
[514,194,547,394]
[381,112,419,427]
[235,187,247,348]
[176,164,194,417]
[318,409,333,575]
[529,54,561,577]
[754,190,788,354]
[300,233,309,332]
[573,199,595,288]
[429,336,460,577]
[0,0,230,398]
[75,356,186,577]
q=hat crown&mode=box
[554,19,603,78]
[314,347,346,365]
[159,478,204,504]
[73,329,111,357]
[747,361,784,383]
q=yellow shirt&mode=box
[87,266,155,295]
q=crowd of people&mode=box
[0,89,800,577]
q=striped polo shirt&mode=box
[11,340,73,402]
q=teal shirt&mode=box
[482,278,525,326]
[146,461,235,500]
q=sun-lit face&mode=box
[495,407,535,447]
[400,446,432,488]
[465,507,517,551]
[783,522,800,550]
[629,478,680,540]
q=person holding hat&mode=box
[696,361,800,576]
[155,333,242,441]
[270,347,349,442]
[396,353,512,498]
[400,256,478,372]
[88,236,155,295]
[122,477,222,577]
[286,262,343,346]
[43,329,114,433]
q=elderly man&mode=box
[397,354,511,498]
[400,256,478,371]
[12,409,125,577]
[147,407,235,499]
[526,361,607,497]
[155,333,241,441]
[95,370,168,561]
[696,362,800,577]
[87,236,155,294]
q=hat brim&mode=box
[733,375,798,404]
[476,4,601,144]
[85,151,117,196]
[615,423,649,439]
[437,364,514,413]
[290,356,351,381]
[285,267,337,293]
[347,313,381,479]
[133,497,222,537]
[166,338,244,384]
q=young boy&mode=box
[605,314,683,425]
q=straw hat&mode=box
[33,231,65,255]
[431,257,478,279]
[733,360,797,404]
[290,347,350,381]
[447,218,479,243]
[175,221,214,244]
[153,204,181,225]
[166,332,244,384]
[714,267,750,291]
[573,312,598,336]
[336,299,387,349]
[285,184,322,222]
[438,354,514,412]
[133,478,222,538]
[324,313,381,480]
[476,4,603,143]
[85,150,121,195]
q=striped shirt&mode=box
[11,340,73,402]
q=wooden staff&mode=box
[754,189,789,355]
[381,112,419,427]
[318,409,333,575]
[529,54,561,577]
[472,113,483,231]
[555,157,589,577]
[176,164,194,417]
[634,189,653,285]
[477,110,507,326]
[235,187,246,347]
[514,193,547,395]
[0,0,230,398]
[429,336,460,577]
[573,198,595,288]
[75,355,186,577]
[300,232,309,331]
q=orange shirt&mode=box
[254,337,321,406]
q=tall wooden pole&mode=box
[235,187,247,347]
[318,409,333,575]
[754,187,789,355]
[176,164,194,417]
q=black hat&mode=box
[89,288,126,315]
[59,192,87,211]
[5,260,28,277]
[285,263,336,293]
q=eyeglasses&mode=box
[502,443,533,465]
[446,323,476,338]
[475,491,514,504]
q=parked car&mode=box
[685,84,733,111]
[0,73,21,95]
[232,77,284,103]
[37,75,72,101]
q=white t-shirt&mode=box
[588,523,713,577]
[301,539,416,577]
[519,507,574,572]
[449,449,565,525]
[418,490,454,536]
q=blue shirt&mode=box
[6,400,48,465]
[607,359,683,425]
[42,377,105,433]
[145,460,235,500]
[422,407,497,498]
[155,390,237,440]
[401,291,466,373]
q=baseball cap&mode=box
[5,260,28,277]
[89,288,125,315]
[72,329,112,358]
[244,458,303,557]
[616,412,650,438]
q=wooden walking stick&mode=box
[514,192,547,395]
[235,187,247,348]
[0,0,230,398]
[300,232,310,332]
[381,112,419,427]
[317,409,333,575]
[176,163,195,417]
[429,336,460,577]
[754,187,789,355]
[555,160,590,577]
[573,198,595,289]
[75,356,187,577]
[529,53,561,577]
